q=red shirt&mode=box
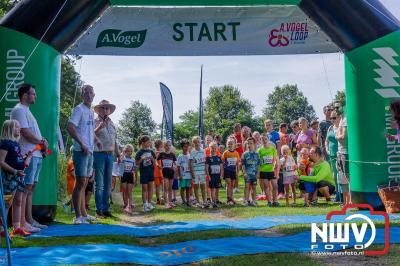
[234,132,244,156]
[205,147,220,158]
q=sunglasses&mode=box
[101,107,110,110]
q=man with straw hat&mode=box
[93,100,120,218]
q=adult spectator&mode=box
[325,111,340,202]
[67,84,97,224]
[215,135,223,146]
[252,131,262,149]
[233,123,243,156]
[334,104,351,205]
[289,120,300,159]
[264,119,281,154]
[279,123,290,146]
[11,83,48,233]
[93,100,120,218]
[296,117,318,151]
[319,105,333,161]
[297,147,336,203]
[310,120,319,133]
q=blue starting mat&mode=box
[3,227,399,265]
[29,212,399,238]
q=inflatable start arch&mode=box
[0,0,399,221]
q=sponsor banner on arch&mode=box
[67,6,339,56]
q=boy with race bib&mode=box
[222,138,241,206]
[190,136,208,208]
[205,142,223,208]
[242,137,260,206]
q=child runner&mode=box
[157,140,177,209]
[190,136,208,208]
[153,139,163,205]
[0,120,32,237]
[177,139,192,206]
[258,133,280,207]
[121,144,136,214]
[135,135,156,212]
[280,145,297,207]
[297,147,312,206]
[170,146,179,204]
[222,138,241,205]
[205,142,223,208]
[241,137,260,206]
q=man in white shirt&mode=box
[11,83,48,234]
[67,84,98,224]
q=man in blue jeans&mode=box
[93,100,120,218]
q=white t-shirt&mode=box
[280,156,297,178]
[336,116,348,154]
[69,103,95,152]
[177,154,192,180]
[10,103,42,157]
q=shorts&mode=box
[316,181,336,196]
[299,181,315,193]
[283,175,295,185]
[337,153,349,175]
[155,175,163,186]
[179,179,191,189]
[85,180,94,194]
[140,171,154,185]
[172,178,179,190]
[224,171,236,180]
[73,151,93,178]
[260,171,275,180]
[24,156,43,185]
[162,169,175,180]
[1,171,25,193]
[209,175,221,189]
[245,178,257,186]
[194,174,206,185]
[340,184,350,193]
[121,172,134,184]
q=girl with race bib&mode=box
[205,142,223,208]
[121,144,136,214]
[222,138,241,206]
[157,140,177,209]
[280,145,297,207]
[258,133,280,207]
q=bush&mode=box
[57,153,68,203]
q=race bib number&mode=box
[124,162,134,172]
[182,164,190,173]
[285,165,295,172]
[162,159,173,168]
[142,152,152,167]
[210,165,221,175]
[195,156,206,164]
[227,157,237,166]
[262,156,273,164]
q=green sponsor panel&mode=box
[110,0,300,6]
[345,30,400,197]
[0,26,60,206]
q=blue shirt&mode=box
[241,151,260,179]
[268,130,281,146]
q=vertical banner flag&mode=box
[160,112,165,141]
[199,65,204,146]
[159,82,174,144]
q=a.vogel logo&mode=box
[96,29,147,48]
[373,47,399,98]
[310,204,390,256]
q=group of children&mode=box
[105,131,328,213]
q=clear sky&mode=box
[78,0,400,126]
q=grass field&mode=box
[3,177,399,265]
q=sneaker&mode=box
[310,200,318,207]
[272,201,280,207]
[242,201,249,206]
[73,216,89,225]
[251,201,258,207]
[172,198,177,203]
[212,202,218,208]
[156,199,161,205]
[169,202,177,208]
[102,211,114,218]
[148,204,155,210]
[165,203,173,209]
[267,202,272,207]
[23,223,41,233]
[12,228,31,237]
[96,211,105,218]
[216,200,223,205]
[143,204,150,212]
[124,206,133,214]
[31,221,48,229]
[84,214,98,223]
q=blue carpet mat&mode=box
[29,211,399,238]
[3,227,399,265]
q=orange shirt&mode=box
[153,151,163,178]
[66,159,75,195]
[299,159,310,176]
[205,147,220,158]
[222,150,241,172]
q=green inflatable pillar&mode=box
[345,30,400,209]
[0,26,60,221]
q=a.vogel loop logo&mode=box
[310,204,390,256]
[268,22,309,48]
[96,29,147,48]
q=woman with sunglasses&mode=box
[325,111,340,203]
